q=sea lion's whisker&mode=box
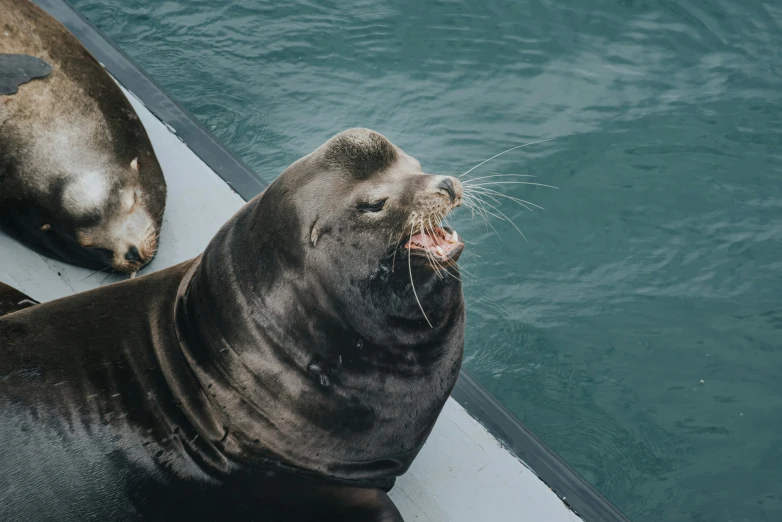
[486,171,541,177]
[423,218,444,278]
[141,208,165,238]
[82,265,112,281]
[465,194,503,237]
[473,198,528,242]
[456,265,477,278]
[465,184,544,209]
[99,269,118,285]
[391,225,410,274]
[419,218,443,279]
[463,194,511,240]
[461,195,491,229]
[426,216,449,273]
[465,186,540,212]
[460,196,478,218]
[463,173,538,183]
[408,224,433,328]
[458,137,557,179]
[426,216,463,282]
[465,187,504,208]
[420,220,443,279]
[468,181,559,190]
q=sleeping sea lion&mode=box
[0,0,166,273]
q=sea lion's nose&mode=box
[437,177,461,202]
[125,246,141,263]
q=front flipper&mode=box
[0,282,38,317]
[0,54,53,95]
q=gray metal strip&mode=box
[31,2,632,521]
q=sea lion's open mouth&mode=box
[405,226,464,262]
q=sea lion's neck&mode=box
[172,199,464,483]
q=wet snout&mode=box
[114,241,156,272]
[125,246,142,263]
[435,176,463,205]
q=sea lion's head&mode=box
[214,128,465,342]
[294,128,465,334]
[68,156,164,273]
[7,154,167,274]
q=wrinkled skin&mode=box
[0,129,465,521]
[0,0,166,273]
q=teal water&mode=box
[70,1,782,520]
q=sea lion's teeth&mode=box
[450,230,458,244]
[435,246,445,256]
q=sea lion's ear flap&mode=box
[130,157,139,172]
[0,54,53,95]
[310,219,322,247]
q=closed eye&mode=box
[125,191,139,212]
[357,198,387,213]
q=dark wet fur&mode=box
[0,270,402,521]
[325,131,398,179]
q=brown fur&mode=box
[0,0,166,272]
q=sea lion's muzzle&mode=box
[403,175,465,263]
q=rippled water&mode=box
[69,0,782,520]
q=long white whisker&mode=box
[82,265,112,281]
[468,195,504,240]
[466,187,504,207]
[426,217,447,275]
[462,194,493,229]
[466,187,540,212]
[476,198,528,242]
[463,173,538,183]
[430,213,464,282]
[421,220,444,279]
[459,137,557,178]
[408,223,433,328]
[462,194,493,231]
[465,186,544,211]
[468,181,559,190]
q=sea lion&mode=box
[0,0,166,273]
[0,128,465,521]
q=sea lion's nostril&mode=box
[125,246,141,263]
[438,178,457,202]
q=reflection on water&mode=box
[71,0,782,519]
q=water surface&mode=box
[70,0,782,520]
